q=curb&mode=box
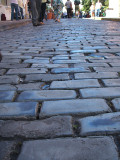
[0,19,31,32]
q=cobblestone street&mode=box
[0,18,120,160]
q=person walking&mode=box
[51,0,64,22]
[11,0,19,21]
[95,0,102,17]
[30,0,42,26]
[18,0,24,19]
[39,0,47,24]
[65,0,72,18]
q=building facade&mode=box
[0,0,28,21]
[106,0,120,17]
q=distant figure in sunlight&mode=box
[51,0,64,22]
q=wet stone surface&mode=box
[1,18,120,159]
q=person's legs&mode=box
[30,0,39,25]
[14,4,19,20]
[11,3,15,21]
[36,0,42,22]
[97,9,100,17]
[20,7,24,19]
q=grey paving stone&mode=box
[17,137,119,160]
[51,67,90,73]
[31,63,68,68]
[53,59,86,63]
[50,79,100,89]
[2,55,32,59]
[75,72,118,79]
[23,59,49,64]
[6,68,47,75]
[0,84,16,91]
[0,75,20,84]
[0,116,72,138]
[94,67,120,72]
[0,69,6,75]
[79,112,120,136]
[110,63,120,67]
[102,79,120,87]
[40,99,111,118]
[89,59,120,63]
[1,58,21,63]
[0,141,18,160]
[15,82,45,91]
[80,87,120,98]
[112,98,120,111]
[25,74,69,82]
[70,49,96,53]
[0,102,38,119]
[17,90,76,101]
[0,63,29,69]
[0,91,16,102]
[74,63,109,67]
[52,56,69,60]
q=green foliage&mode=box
[82,0,92,12]
[82,0,109,12]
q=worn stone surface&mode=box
[31,63,68,68]
[80,87,120,98]
[0,141,18,160]
[23,59,50,64]
[0,75,20,84]
[50,79,100,89]
[25,73,69,82]
[0,69,6,75]
[0,91,16,102]
[102,79,120,87]
[0,102,38,119]
[17,90,76,101]
[6,68,47,75]
[0,116,73,138]
[112,98,120,111]
[51,67,90,73]
[40,99,111,117]
[79,112,120,136]
[17,137,119,160]
[0,84,16,90]
[75,72,118,79]
[15,82,45,91]
[53,59,86,63]
[1,18,120,159]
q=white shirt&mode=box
[11,0,18,4]
[95,2,102,9]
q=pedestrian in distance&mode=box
[11,0,19,21]
[27,0,32,19]
[51,0,64,22]
[65,0,72,18]
[18,0,24,19]
[29,0,42,26]
[95,0,102,17]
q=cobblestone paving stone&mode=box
[0,19,120,159]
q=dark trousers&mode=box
[30,0,42,25]
[67,8,71,18]
[39,3,46,22]
[11,3,18,20]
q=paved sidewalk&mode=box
[0,18,120,160]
